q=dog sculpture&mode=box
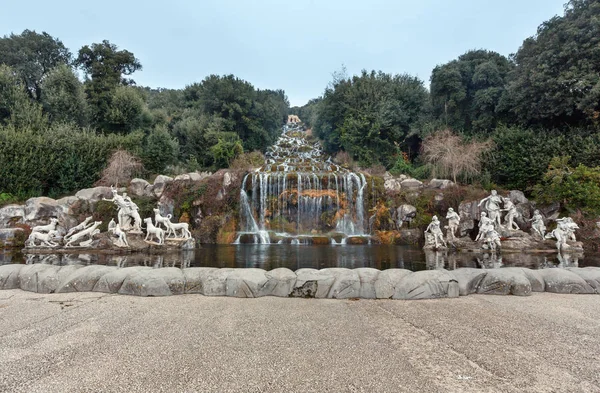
[64,221,102,247]
[165,221,192,239]
[31,218,59,233]
[26,230,60,248]
[144,217,165,244]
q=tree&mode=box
[105,86,151,133]
[0,30,72,101]
[430,50,513,133]
[0,65,47,130]
[183,75,287,152]
[76,40,142,128]
[314,70,430,167]
[41,64,88,126]
[502,0,600,128]
[96,149,143,187]
[141,125,179,173]
[533,156,600,215]
[421,129,492,183]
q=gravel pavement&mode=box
[0,290,599,393]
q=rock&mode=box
[384,177,403,192]
[509,190,528,205]
[183,267,219,294]
[516,268,545,292]
[476,268,532,296]
[400,178,423,190]
[226,268,269,298]
[395,205,417,229]
[56,265,117,293]
[451,268,488,296]
[223,172,234,188]
[56,196,79,210]
[540,202,561,222]
[291,268,335,298]
[458,201,479,237]
[200,268,235,296]
[264,268,297,297]
[355,268,380,299]
[566,267,600,293]
[0,228,24,246]
[119,267,185,296]
[24,197,67,224]
[158,195,175,218]
[428,179,454,189]
[18,264,82,294]
[93,266,151,293]
[0,204,25,228]
[320,268,361,299]
[0,264,24,289]
[75,187,113,204]
[393,270,459,300]
[152,175,173,198]
[129,178,154,198]
[397,229,422,245]
[374,269,413,299]
[537,269,595,294]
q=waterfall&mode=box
[235,123,370,244]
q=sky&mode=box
[1,0,567,107]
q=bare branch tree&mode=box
[95,149,143,187]
[421,129,492,183]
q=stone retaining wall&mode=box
[1,264,599,299]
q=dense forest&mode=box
[1,0,599,215]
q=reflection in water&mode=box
[0,245,596,271]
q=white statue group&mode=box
[25,187,192,248]
[425,190,579,251]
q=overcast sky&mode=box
[1,0,566,106]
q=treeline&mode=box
[293,0,600,194]
[0,33,288,198]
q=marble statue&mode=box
[546,217,579,251]
[31,217,59,233]
[424,215,447,249]
[502,198,520,231]
[445,207,460,240]
[25,230,60,248]
[64,217,93,241]
[529,210,546,238]
[483,228,502,251]
[562,217,579,241]
[27,218,61,247]
[478,190,503,228]
[64,221,102,247]
[153,208,172,230]
[109,222,129,248]
[475,212,494,241]
[144,217,165,244]
[165,221,192,239]
[103,187,142,232]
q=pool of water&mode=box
[1,244,599,271]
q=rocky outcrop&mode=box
[427,179,454,190]
[128,178,153,198]
[2,264,600,299]
[0,205,25,227]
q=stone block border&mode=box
[1,264,599,299]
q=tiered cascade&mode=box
[236,125,369,244]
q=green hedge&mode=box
[0,123,143,198]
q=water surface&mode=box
[1,244,598,271]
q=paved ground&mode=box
[0,290,599,393]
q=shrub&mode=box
[95,149,143,187]
[533,156,600,216]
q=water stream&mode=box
[236,124,369,244]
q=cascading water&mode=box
[235,123,370,244]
